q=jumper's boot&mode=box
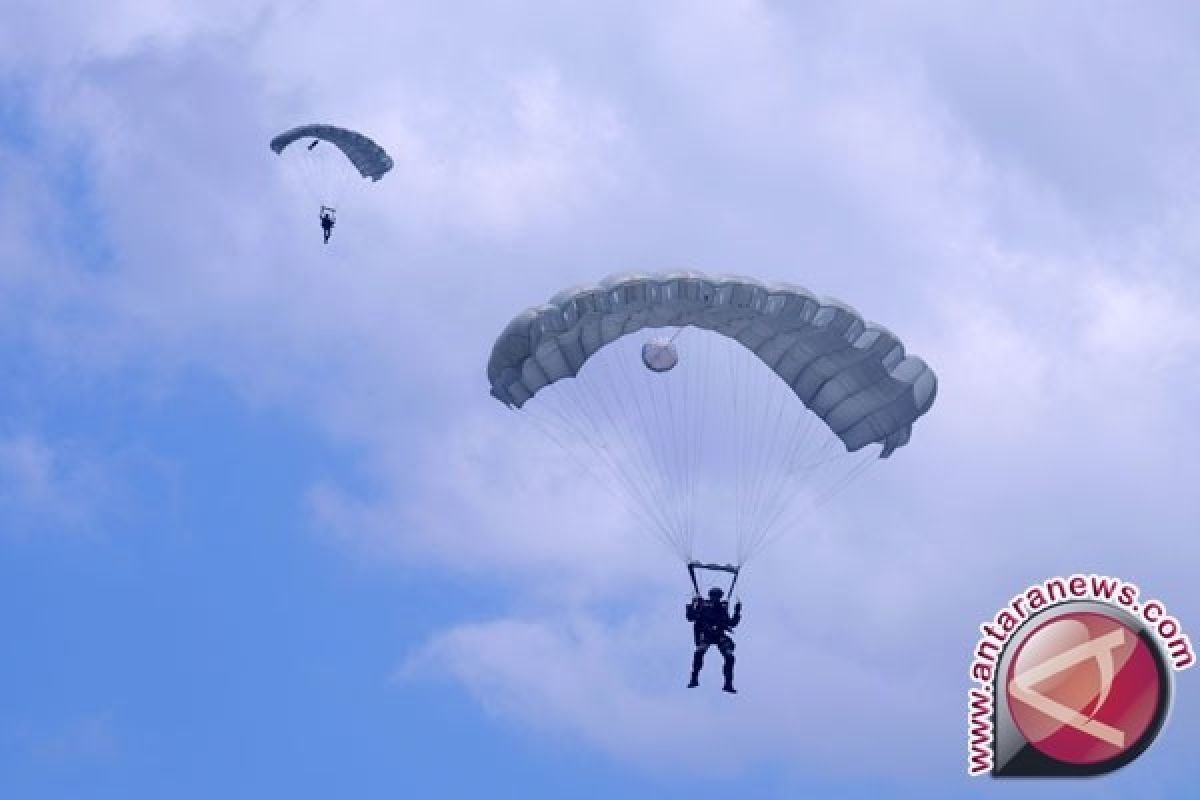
[722,657,737,694]
[688,650,703,688]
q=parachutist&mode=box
[486,274,937,697]
[686,587,742,693]
[270,124,393,244]
[320,206,336,244]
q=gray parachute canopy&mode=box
[270,124,394,181]
[487,271,937,457]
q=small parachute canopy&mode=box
[270,124,394,182]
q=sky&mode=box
[2,1,1200,797]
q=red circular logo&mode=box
[1005,611,1163,765]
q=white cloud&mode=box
[1078,274,1200,367]
[310,411,669,600]
[404,592,960,779]
[0,435,57,505]
[27,713,120,765]
[0,433,123,534]
[1,0,267,69]
[5,0,1200,782]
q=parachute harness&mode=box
[688,561,740,600]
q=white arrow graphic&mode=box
[1008,627,1128,749]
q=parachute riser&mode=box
[688,560,740,600]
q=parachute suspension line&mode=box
[599,345,681,552]
[537,381,632,517]
[752,450,878,559]
[670,333,693,547]
[517,408,669,543]
[577,344,690,558]
[738,328,766,561]
[672,334,701,561]
[702,330,721,553]
[733,351,756,564]
[489,274,938,587]
[570,361,658,510]
[745,432,839,561]
[323,146,354,210]
[672,326,693,561]
[298,150,325,205]
[286,141,358,213]
[544,375,682,557]
[617,339,678,542]
[736,352,793,565]
[646,331,687,557]
[744,342,784,563]
[618,336,691,556]
[685,326,710,561]
[725,338,746,563]
[731,331,760,564]
[756,443,878,558]
[692,328,712,560]
[514,328,889,569]
[529,395,687,565]
[730,338,748,564]
[659,332,695,558]
[533,387,638,505]
[739,412,825,563]
[727,563,741,600]
[556,368,683,555]
[740,389,831,561]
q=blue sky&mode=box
[3,2,1200,798]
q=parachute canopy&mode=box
[487,271,937,569]
[270,124,394,181]
[488,271,936,457]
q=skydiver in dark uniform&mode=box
[320,206,336,244]
[686,586,742,693]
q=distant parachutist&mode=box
[320,206,336,244]
[269,124,394,246]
